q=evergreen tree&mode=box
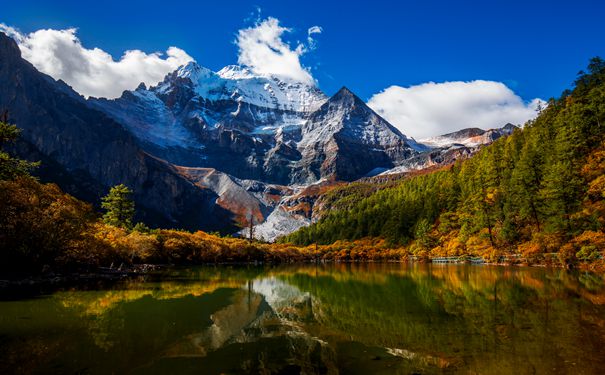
[101,184,135,229]
[0,113,38,180]
[511,134,544,230]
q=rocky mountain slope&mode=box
[291,87,422,183]
[0,32,232,231]
[377,123,518,176]
[89,63,421,186]
[246,122,518,241]
[0,31,520,239]
[419,123,517,148]
[89,61,328,184]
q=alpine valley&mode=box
[0,32,516,240]
[5,1,605,372]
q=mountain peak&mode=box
[326,86,366,108]
[0,32,21,61]
[175,61,214,82]
[152,62,327,112]
[501,123,518,132]
[334,86,356,97]
[217,65,256,80]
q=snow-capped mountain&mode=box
[85,64,431,239]
[292,87,420,183]
[90,64,419,186]
[84,62,522,240]
[377,123,519,176]
[0,28,521,240]
[172,62,328,113]
[420,123,517,148]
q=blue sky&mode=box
[2,0,605,138]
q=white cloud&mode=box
[307,26,322,50]
[367,80,545,139]
[236,17,316,85]
[0,24,193,98]
[307,25,322,36]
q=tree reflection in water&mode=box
[1,264,604,374]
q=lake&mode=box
[1,264,604,374]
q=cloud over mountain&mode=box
[1,21,543,140]
[236,17,317,85]
[0,23,193,98]
[1,16,322,98]
[368,80,545,139]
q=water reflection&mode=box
[1,264,604,374]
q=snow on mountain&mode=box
[420,124,518,149]
[216,65,257,80]
[90,61,329,181]
[376,124,519,177]
[158,61,328,113]
[299,87,406,147]
[95,85,201,150]
[378,145,474,176]
[292,87,419,183]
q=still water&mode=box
[1,264,604,374]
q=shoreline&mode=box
[1,259,601,296]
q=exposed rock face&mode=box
[249,123,520,241]
[89,67,420,186]
[89,62,327,185]
[293,87,420,183]
[0,32,232,231]
[175,166,292,228]
[376,123,519,176]
[0,30,520,237]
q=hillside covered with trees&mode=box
[282,58,605,269]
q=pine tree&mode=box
[101,184,135,229]
[511,134,544,231]
[0,112,38,180]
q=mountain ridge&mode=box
[0,31,523,239]
[0,32,235,231]
[89,65,422,186]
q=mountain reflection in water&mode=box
[1,263,604,374]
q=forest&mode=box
[281,58,605,270]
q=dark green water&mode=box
[1,264,605,374]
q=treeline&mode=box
[2,175,403,273]
[0,175,315,273]
[281,58,605,267]
[0,141,408,273]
